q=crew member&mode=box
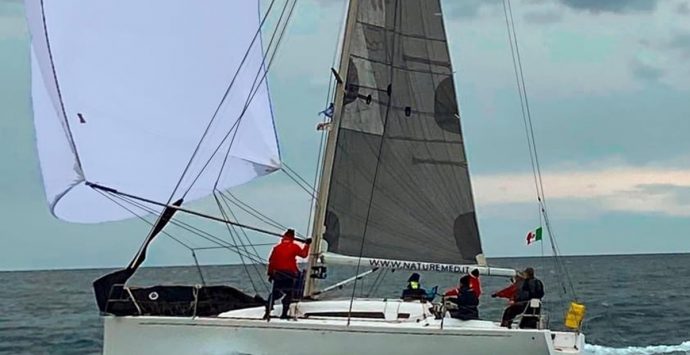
[500,267,544,328]
[401,273,435,301]
[469,268,482,299]
[264,229,311,319]
[447,275,479,320]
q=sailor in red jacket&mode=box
[264,229,311,319]
[444,269,482,299]
[469,268,482,299]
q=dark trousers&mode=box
[265,271,299,318]
[500,302,541,328]
[501,303,527,328]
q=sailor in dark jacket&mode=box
[448,275,479,320]
[500,267,544,328]
[401,273,434,301]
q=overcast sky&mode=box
[1,0,689,271]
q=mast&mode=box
[304,0,359,297]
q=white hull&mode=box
[103,299,584,355]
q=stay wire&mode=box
[220,191,288,232]
[503,0,577,299]
[366,268,386,297]
[216,191,272,291]
[99,189,275,292]
[168,0,278,203]
[282,161,316,192]
[95,190,193,251]
[181,0,297,198]
[111,192,270,265]
[214,192,263,293]
[281,168,319,201]
[210,0,294,191]
[95,190,211,287]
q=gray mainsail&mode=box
[322,0,482,264]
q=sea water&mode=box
[1,254,689,354]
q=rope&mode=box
[219,191,289,232]
[185,0,297,197]
[281,167,318,201]
[108,191,271,265]
[282,162,317,192]
[214,193,263,293]
[168,0,278,203]
[502,0,577,299]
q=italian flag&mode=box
[526,227,543,245]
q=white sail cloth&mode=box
[26,0,281,223]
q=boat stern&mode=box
[552,331,585,354]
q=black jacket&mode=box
[517,278,544,302]
[450,285,479,320]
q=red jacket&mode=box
[267,238,309,276]
[469,275,482,298]
[492,279,523,301]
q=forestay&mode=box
[26,0,280,223]
[323,0,482,264]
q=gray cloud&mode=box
[558,0,657,14]
[443,0,503,19]
[678,2,690,14]
[635,184,690,203]
[668,33,690,58]
[523,9,563,24]
[631,60,663,82]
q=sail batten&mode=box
[323,0,483,264]
[26,0,281,223]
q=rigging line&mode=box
[502,0,540,201]
[506,0,575,297]
[88,182,287,238]
[125,197,264,263]
[101,190,268,286]
[282,169,319,200]
[95,190,193,251]
[281,161,317,192]
[110,192,269,264]
[105,194,271,277]
[214,192,262,293]
[507,0,545,201]
[218,195,273,265]
[100,191,278,267]
[218,196,271,293]
[38,0,84,174]
[210,0,293,192]
[366,267,385,297]
[191,250,207,287]
[181,0,298,198]
[219,191,288,232]
[348,0,401,327]
[168,0,278,202]
[193,243,275,250]
[504,0,577,299]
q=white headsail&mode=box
[26,0,280,223]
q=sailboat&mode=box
[25,0,585,354]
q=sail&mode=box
[25,0,280,223]
[323,0,482,264]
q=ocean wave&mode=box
[585,341,690,354]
